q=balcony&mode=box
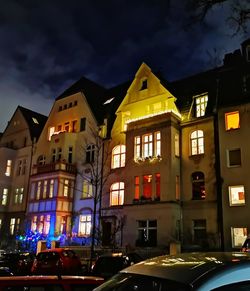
[32,161,77,175]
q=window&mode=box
[48,126,55,140]
[154,132,161,156]
[38,216,44,233]
[78,215,91,236]
[72,120,77,132]
[42,180,47,199]
[155,173,160,199]
[5,160,12,176]
[82,180,93,198]
[44,215,50,235]
[175,133,180,156]
[31,216,37,232]
[231,227,247,248]
[86,144,95,163]
[142,133,153,157]
[2,188,8,205]
[192,172,206,200]
[0,219,2,230]
[60,216,66,234]
[134,136,141,159]
[36,181,41,200]
[10,218,15,235]
[227,148,241,167]
[49,179,54,198]
[190,130,204,155]
[195,93,208,117]
[134,176,140,200]
[143,175,152,199]
[63,179,69,197]
[64,122,70,132]
[229,185,245,206]
[52,148,62,162]
[137,220,157,247]
[193,219,206,244]
[111,145,126,169]
[14,188,24,204]
[68,146,73,163]
[140,79,148,90]
[16,160,22,176]
[37,155,46,165]
[110,182,124,206]
[225,111,240,130]
[80,117,86,131]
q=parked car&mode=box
[31,248,82,275]
[0,251,35,275]
[91,252,143,279]
[241,237,250,252]
[93,252,250,290]
[0,275,104,290]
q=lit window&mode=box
[231,227,247,248]
[36,181,41,200]
[78,215,91,236]
[64,122,70,132]
[227,148,241,167]
[63,179,69,197]
[32,117,39,124]
[60,216,66,234]
[0,219,2,230]
[111,145,126,169]
[10,218,16,235]
[86,144,96,163]
[48,126,55,141]
[192,172,206,200]
[5,160,12,176]
[154,132,161,156]
[143,175,152,199]
[14,188,24,204]
[134,136,141,159]
[134,176,140,200]
[155,173,160,200]
[37,155,46,165]
[175,133,180,157]
[31,216,37,232]
[137,220,157,247]
[110,182,124,206]
[191,130,204,155]
[82,180,93,198]
[44,215,50,235]
[229,185,245,206]
[195,94,208,117]
[49,179,54,198]
[142,133,153,157]
[43,180,47,199]
[225,111,240,130]
[2,188,8,205]
[38,216,44,233]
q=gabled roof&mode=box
[56,76,107,124]
[18,106,47,141]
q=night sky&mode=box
[0,0,249,131]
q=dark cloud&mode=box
[0,0,249,131]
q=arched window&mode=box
[111,145,126,169]
[190,130,204,155]
[192,172,205,200]
[86,144,96,163]
[37,155,46,165]
[110,182,124,206]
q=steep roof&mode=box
[56,76,107,124]
[18,106,47,141]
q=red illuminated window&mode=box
[134,176,140,199]
[143,175,152,199]
[155,173,160,199]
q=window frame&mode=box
[190,130,204,156]
[110,182,124,206]
[225,111,240,131]
[111,145,126,169]
[229,185,245,206]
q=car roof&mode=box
[121,252,250,285]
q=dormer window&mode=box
[140,79,148,90]
[195,93,208,117]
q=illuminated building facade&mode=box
[0,106,47,248]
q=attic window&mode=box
[32,117,39,124]
[103,97,114,105]
[140,79,148,90]
[195,93,208,117]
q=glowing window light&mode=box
[191,130,204,155]
[225,111,240,130]
[110,182,124,206]
[5,160,12,176]
[111,145,126,169]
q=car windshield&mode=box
[93,273,190,291]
